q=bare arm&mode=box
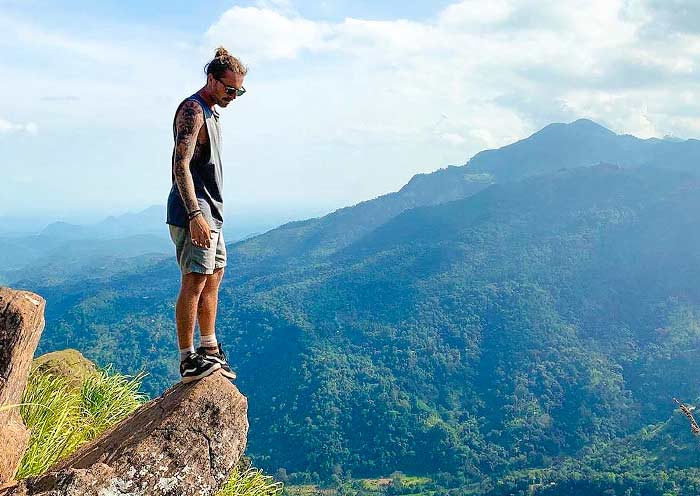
[173,100,212,247]
[173,100,204,215]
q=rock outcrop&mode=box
[0,287,46,485]
[5,372,248,496]
[31,349,98,389]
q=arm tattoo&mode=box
[173,100,204,214]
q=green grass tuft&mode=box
[217,467,284,496]
[16,366,147,479]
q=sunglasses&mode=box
[215,77,246,97]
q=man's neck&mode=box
[197,87,216,109]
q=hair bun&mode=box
[204,47,247,77]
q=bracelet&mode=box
[187,209,202,220]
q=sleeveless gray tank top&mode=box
[166,93,224,232]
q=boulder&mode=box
[5,372,248,496]
[0,287,46,485]
[31,349,98,389]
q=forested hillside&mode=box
[25,121,700,493]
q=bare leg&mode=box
[175,272,208,351]
[198,268,224,341]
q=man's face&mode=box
[210,70,245,108]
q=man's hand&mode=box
[189,215,212,248]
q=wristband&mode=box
[188,209,202,220]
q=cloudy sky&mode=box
[1,0,699,225]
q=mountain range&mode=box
[21,119,700,494]
[0,206,172,287]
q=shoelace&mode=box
[188,353,207,366]
[218,345,228,362]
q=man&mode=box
[166,47,247,383]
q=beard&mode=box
[217,94,233,107]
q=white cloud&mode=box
[0,118,37,134]
[4,1,700,217]
[440,132,467,145]
[437,0,515,27]
[0,15,199,129]
[254,0,297,16]
[205,0,700,144]
[205,7,329,61]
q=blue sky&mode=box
[2,0,700,225]
[0,1,457,27]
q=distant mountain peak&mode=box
[533,118,616,139]
[40,221,85,236]
[570,118,614,131]
[463,117,700,180]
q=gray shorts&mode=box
[168,225,227,275]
